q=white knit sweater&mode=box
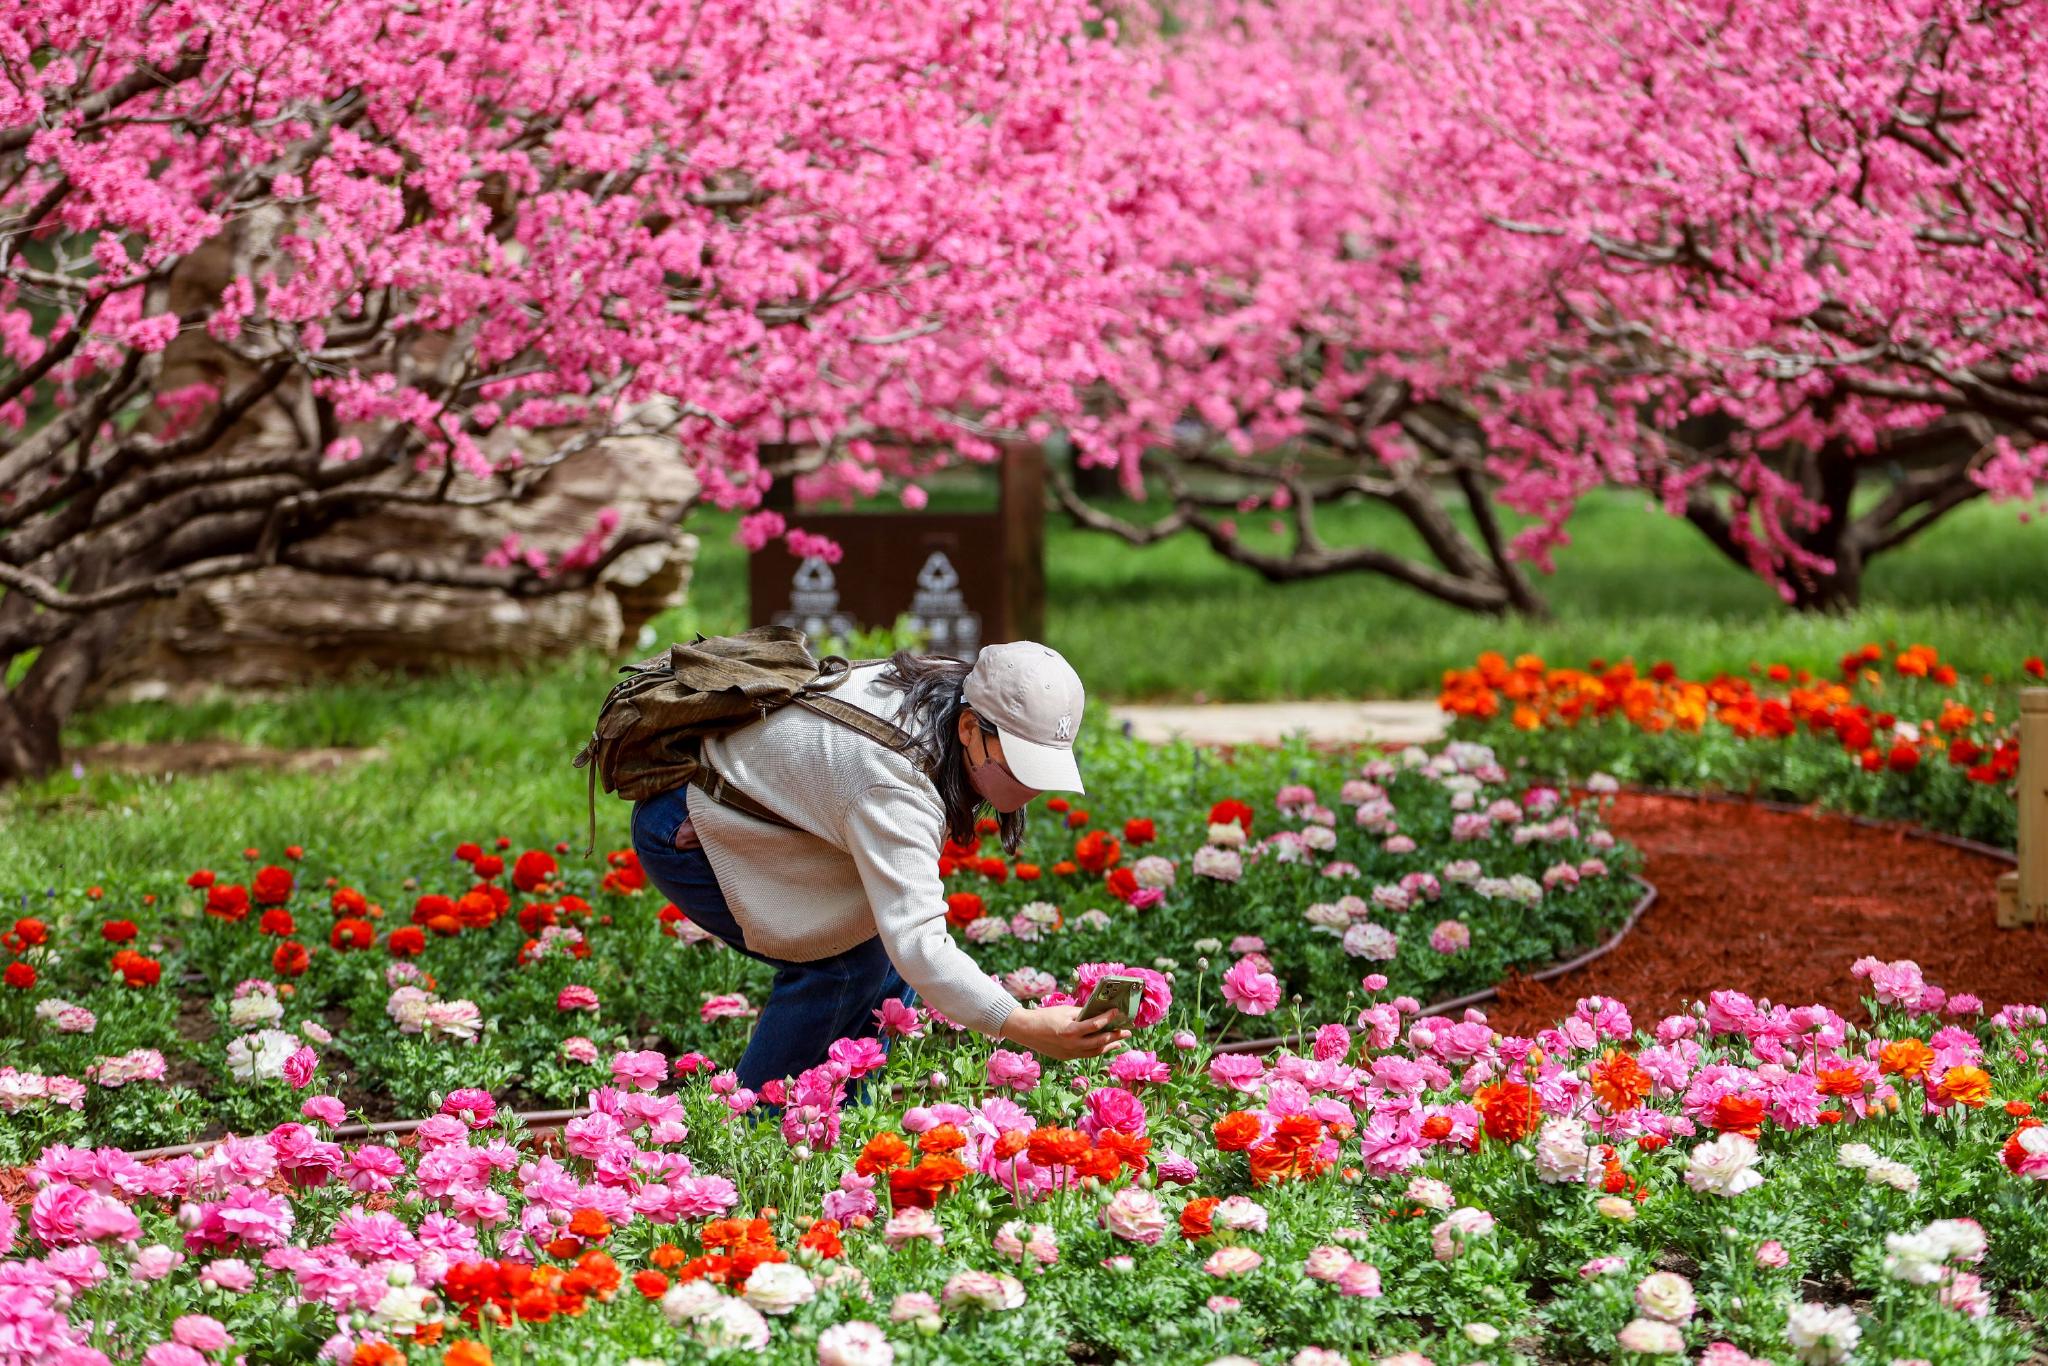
[690,664,1019,1036]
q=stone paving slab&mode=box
[1107,700,1446,748]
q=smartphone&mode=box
[1078,973,1146,1025]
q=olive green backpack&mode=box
[571,625,928,855]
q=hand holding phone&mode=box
[1078,973,1147,1025]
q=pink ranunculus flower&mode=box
[1221,958,1281,1016]
[1099,1187,1167,1245]
[610,1050,668,1091]
[556,985,600,1013]
[828,1037,888,1079]
[1203,1246,1263,1277]
[440,1088,497,1128]
[281,1047,318,1090]
[985,1049,1042,1094]
[300,1095,346,1127]
[171,1314,230,1352]
[1079,1086,1147,1138]
[1337,1260,1383,1297]
[701,993,753,1021]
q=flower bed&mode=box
[1439,646,2040,846]
[2,958,2044,1365]
[0,740,1638,1150]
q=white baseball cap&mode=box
[962,641,1086,794]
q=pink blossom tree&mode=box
[1379,0,2048,608]
[1051,0,2044,614]
[0,0,1137,778]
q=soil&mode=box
[1490,793,2048,1036]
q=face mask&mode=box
[967,728,1039,813]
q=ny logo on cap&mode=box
[1053,713,1072,743]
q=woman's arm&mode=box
[839,782,1127,1057]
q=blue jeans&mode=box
[630,784,915,1094]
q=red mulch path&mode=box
[1489,793,2048,1036]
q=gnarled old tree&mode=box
[1040,0,2046,616]
[1381,0,2048,610]
[0,0,1154,781]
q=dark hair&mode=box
[877,649,1028,856]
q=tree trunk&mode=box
[0,691,63,783]
[1782,445,1865,613]
[0,600,144,784]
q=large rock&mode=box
[91,426,698,703]
[85,223,700,703]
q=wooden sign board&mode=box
[748,444,1045,660]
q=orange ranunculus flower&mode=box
[1073,1147,1122,1181]
[1094,1129,1152,1172]
[1816,1067,1867,1099]
[353,1345,405,1366]
[918,1124,966,1155]
[1878,1038,1936,1080]
[1212,1111,1262,1152]
[1709,1094,1766,1138]
[564,1250,620,1302]
[1025,1126,1090,1169]
[798,1218,844,1259]
[1935,1065,1993,1109]
[991,1130,1029,1161]
[1588,1049,1653,1113]
[854,1132,912,1176]
[1474,1082,1542,1143]
[567,1208,611,1242]
[650,1243,689,1270]
[1419,1114,1454,1142]
[1073,830,1121,873]
[631,1269,668,1299]
[1179,1196,1219,1239]
[444,1342,493,1366]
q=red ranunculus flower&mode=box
[474,854,505,880]
[1105,867,1138,902]
[1123,818,1156,845]
[387,927,426,958]
[1886,742,1920,772]
[272,941,311,976]
[455,842,483,863]
[186,869,216,889]
[101,920,138,944]
[13,918,47,946]
[1207,799,1255,833]
[258,909,296,937]
[4,962,35,990]
[204,884,250,921]
[1073,830,1121,873]
[332,887,369,916]
[330,918,377,951]
[112,950,161,988]
[944,893,984,928]
[513,850,559,893]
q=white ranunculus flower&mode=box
[695,1298,771,1351]
[1205,821,1247,849]
[1881,1230,1948,1285]
[743,1260,816,1315]
[224,1028,298,1084]
[1865,1159,1919,1192]
[229,994,285,1031]
[1834,1142,1880,1170]
[1616,1317,1685,1355]
[1633,1271,1697,1323]
[661,1279,724,1325]
[817,1320,895,1366]
[1922,1218,1986,1264]
[1532,1117,1596,1185]
[1784,1302,1860,1364]
[1683,1133,1763,1197]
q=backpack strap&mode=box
[687,761,801,831]
[793,692,933,775]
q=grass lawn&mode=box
[4,487,2042,889]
